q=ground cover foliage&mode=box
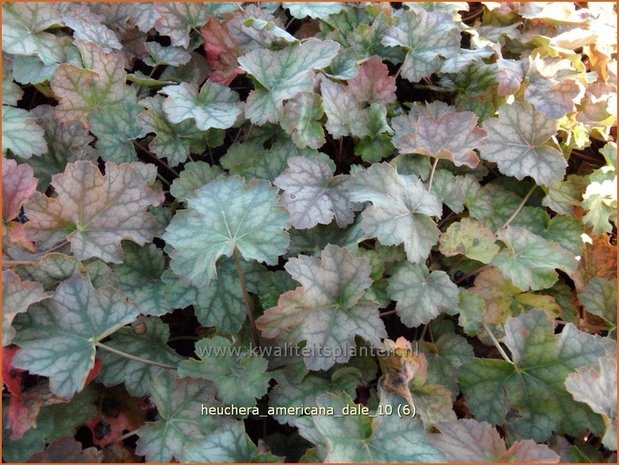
[1,1,617,462]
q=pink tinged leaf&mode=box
[200,17,243,86]
[392,102,487,168]
[503,440,561,463]
[2,270,49,347]
[347,55,396,105]
[29,438,103,463]
[256,245,387,371]
[24,160,164,263]
[3,346,26,397]
[431,418,559,463]
[2,157,37,221]
[6,382,64,440]
[496,57,525,96]
[51,40,135,128]
[57,3,121,53]
[274,157,353,229]
[526,78,585,120]
[478,101,567,186]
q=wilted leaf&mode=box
[256,245,387,370]
[565,357,617,451]
[135,372,225,462]
[2,270,48,347]
[274,157,353,229]
[2,158,37,221]
[280,92,325,149]
[183,421,283,462]
[382,10,460,82]
[460,310,614,441]
[179,336,270,407]
[439,218,500,264]
[388,262,459,328]
[164,175,289,287]
[238,39,340,124]
[25,160,164,263]
[2,106,47,159]
[392,101,486,168]
[348,55,396,105]
[51,40,135,127]
[345,162,442,263]
[479,102,567,186]
[12,276,140,398]
[160,81,240,131]
[2,3,63,65]
[430,418,560,462]
[99,317,182,397]
[492,226,577,291]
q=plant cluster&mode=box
[1,2,617,463]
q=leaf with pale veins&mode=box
[256,245,387,370]
[274,157,353,229]
[24,160,164,263]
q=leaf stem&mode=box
[454,264,489,284]
[482,324,513,365]
[379,309,397,317]
[428,158,439,192]
[500,185,537,230]
[95,342,177,370]
[3,260,37,267]
[233,248,260,347]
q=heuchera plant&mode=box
[1,2,617,463]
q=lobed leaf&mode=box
[345,162,442,263]
[25,160,164,263]
[274,157,353,229]
[12,276,140,398]
[164,175,290,287]
[479,102,567,186]
[256,245,387,370]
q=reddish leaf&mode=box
[7,382,64,440]
[2,157,37,222]
[84,357,103,387]
[3,346,26,397]
[200,17,243,86]
[348,55,397,105]
[29,437,103,462]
